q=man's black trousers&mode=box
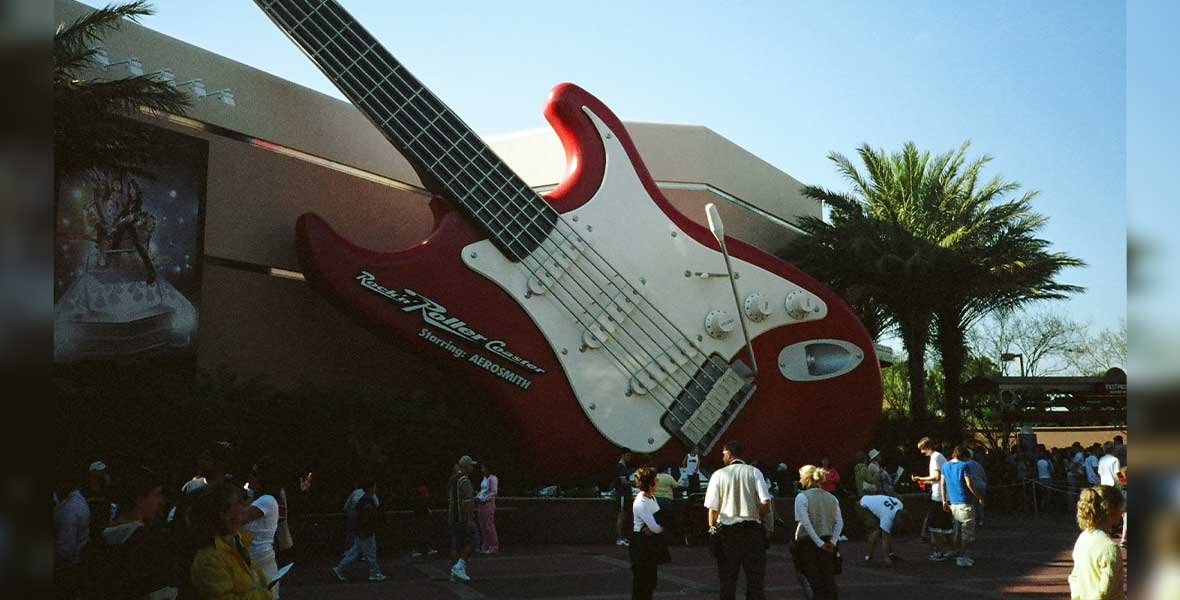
[713,521,767,600]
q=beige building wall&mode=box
[56,0,820,389]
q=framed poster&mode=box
[54,124,209,363]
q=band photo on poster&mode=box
[54,122,208,363]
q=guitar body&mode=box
[296,83,882,481]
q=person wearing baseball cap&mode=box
[54,460,111,597]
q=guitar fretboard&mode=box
[257,0,556,259]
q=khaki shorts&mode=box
[950,503,976,543]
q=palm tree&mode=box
[785,142,1082,437]
[54,1,190,185]
[931,183,1083,434]
[785,168,945,426]
[786,143,984,426]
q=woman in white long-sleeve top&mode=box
[793,465,844,600]
[630,467,670,600]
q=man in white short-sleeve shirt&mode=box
[704,441,772,600]
[912,437,952,560]
[1097,444,1121,488]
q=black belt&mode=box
[719,520,762,529]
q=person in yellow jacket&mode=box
[1069,485,1124,600]
[189,481,273,600]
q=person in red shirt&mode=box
[820,456,841,493]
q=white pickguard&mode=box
[462,108,826,452]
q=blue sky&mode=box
[79,0,1127,337]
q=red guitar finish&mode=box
[295,82,882,482]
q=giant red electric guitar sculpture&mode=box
[254,0,882,481]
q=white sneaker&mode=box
[411,551,424,558]
[332,566,347,581]
[368,574,388,582]
[616,538,630,547]
[955,556,972,567]
[450,564,471,582]
[928,552,947,562]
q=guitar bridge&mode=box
[660,355,756,453]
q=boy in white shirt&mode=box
[911,437,951,560]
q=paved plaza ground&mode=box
[282,512,1096,599]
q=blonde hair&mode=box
[917,437,932,450]
[1076,485,1123,531]
[798,464,828,489]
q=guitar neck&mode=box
[256,0,555,259]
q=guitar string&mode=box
[261,0,749,442]
[262,0,716,409]
[263,0,748,443]
[292,0,745,415]
[263,0,704,423]
[269,0,720,406]
[295,0,741,409]
[261,0,747,443]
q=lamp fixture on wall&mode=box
[173,79,206,98]
[202,89,236,107]
[146,68,175,83]
[103,58,145,77]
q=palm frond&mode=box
[55,1,154,79]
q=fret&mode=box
[406,108,447,148]
[338,42,376,78]
[376,105,407,133]
[508,207,546,246]
[309,20,348,61]
[264,0,556,259]
[286,0,327,33]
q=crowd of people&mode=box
[52,443,301,600]
[51,443,504,599]
[616,433,1127,600]
[54,433,1127,600]
[1006,437,1128,523]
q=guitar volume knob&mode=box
[743,292,772,322]
[704,310,737,339]
[785,291,822,320]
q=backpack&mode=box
[355,495,384,537]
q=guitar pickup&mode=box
[525,234,587,295]
[581,290,637,349]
